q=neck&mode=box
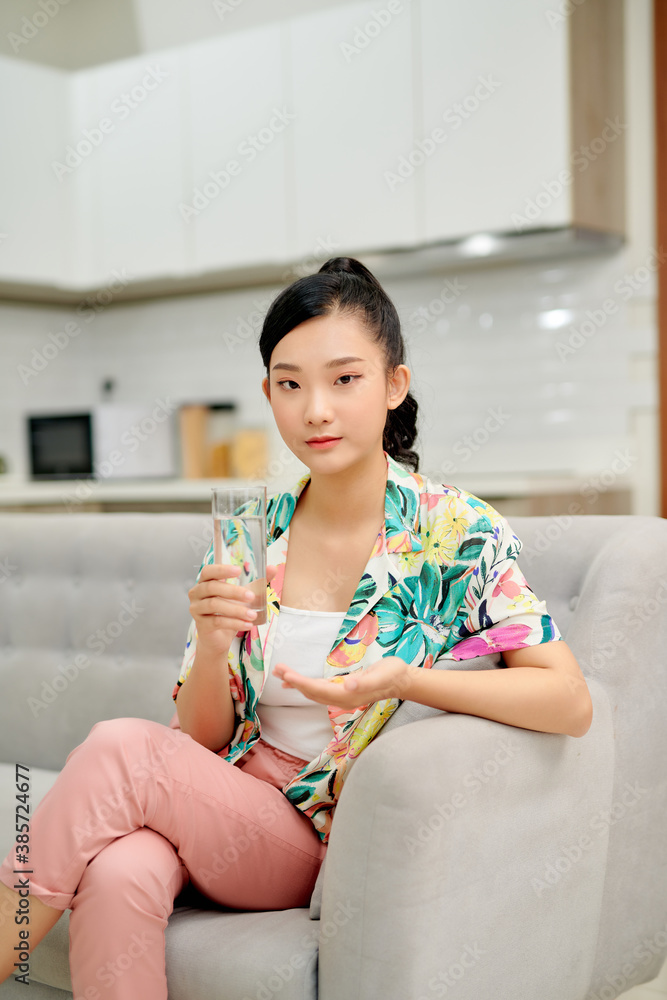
[298,449,389,532]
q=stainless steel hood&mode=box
[0,226,623,306]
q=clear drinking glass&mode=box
[211,485,268,626]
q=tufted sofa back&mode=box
[0,513,212,769]
[1,511,665,772]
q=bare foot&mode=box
[0,881,63,983]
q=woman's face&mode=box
[261,310,410,472]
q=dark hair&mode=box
[259,256,420,472]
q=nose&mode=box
[303,385,334,426]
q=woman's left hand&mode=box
[272,656,412,710]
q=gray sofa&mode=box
[1,510,666,1000]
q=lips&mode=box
[306,437,342,449]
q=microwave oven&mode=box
[27,404,178,480]
[28,413,93,479]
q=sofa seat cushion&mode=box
[8,895,318,1000]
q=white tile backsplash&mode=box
[0,247,658,512]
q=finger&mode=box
[199,563,241,582]
[191,596,258,622]
[195,580,256,603]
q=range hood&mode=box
[0,226,623,307]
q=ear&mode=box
[261,376,271,402]
[387,364,411,410]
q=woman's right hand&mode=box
[188,563,276,655]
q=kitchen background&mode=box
[0,0,658,519]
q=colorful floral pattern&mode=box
[173,451,562,844]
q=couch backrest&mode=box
[510,513,645,641]
[2,511,665,771]
[0,512,212,769]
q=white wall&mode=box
[0,247,655,508]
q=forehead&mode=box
[270,312,380,366]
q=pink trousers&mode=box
[0,717,328,1000]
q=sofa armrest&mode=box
[308,653,503,920]
[317,676,615,1000]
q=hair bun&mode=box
[318,256,379,284]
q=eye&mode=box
[276,375,361,390]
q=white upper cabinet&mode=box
[288,1,418,260]
[74,49,188,286]
[185,25,289,273]
[0,58,71,288]
[418,0,624,243]
[419,0,570,242]
[0,0,624,294]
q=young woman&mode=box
[0,256,592,999]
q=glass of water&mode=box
[211,485,268,626]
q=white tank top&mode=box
[257,604,348,762]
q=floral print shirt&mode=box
[173,450,562,844]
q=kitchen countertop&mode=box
[0,471,633,506]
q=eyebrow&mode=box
[271,356,366,373]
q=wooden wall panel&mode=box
[655,0,667,516]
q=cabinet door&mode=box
[0,59,71,287]
[289,1,417,261]
[420,0,570,242]
[79,50,188,285]
[186,25,289,273]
